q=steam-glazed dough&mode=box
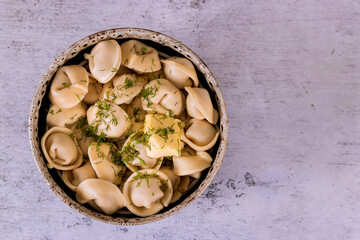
[141,79,185,117]
[76,179,126,215]
[84,40,121,84]
[88,143,126,185]
[121,40,161,74]
[121,131,161,172]
[46,102,87,128]
[123,169,173,217]
[49,65,89,108]
[41,127,83,170]
[87,100,131,138]
[83,74,103,105]
[62,161,97,191]
[161,57,199,89]
[173,151,212,178]
[181,118,220,151]
[100,74,147,105]
[185,86,219,124]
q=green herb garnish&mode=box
[46,109,55,115]
[62,82,71,88]
[70,114,78,120]
[155,126,175,142]
[140,85,158,107]
[141,47,147,55]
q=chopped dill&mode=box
[70,114,78,120]
[140,85,158,107]
[75,93,81,101]
[111,165,117,177]
[141,47,147,55]
[155,126,175,142]
[46,109,55,115]
[124,77,134,89]
[62,82,71,88]
[160,180,168,192]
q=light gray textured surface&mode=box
[1,0,360,239]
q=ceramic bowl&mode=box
[29,28,228,225]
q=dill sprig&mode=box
[46,109,55,115]
[62,82,71,88]
[91,100,118,131]
[131,171,152,188]
[124,77,134,89]
[140,85,158,107]
[120,144,140,165]
[155,126,175,142]
[141,47,147,55]
[160,180,168,192]
[75,117,106,145]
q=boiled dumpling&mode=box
[123,169,173,217]
[141,79,185,117]
[121,131,162,172]
[121,40,161,74]
[173,151,212,178]
[61,161,97,191]
[49,65,89,108]
[41,127,83,170]
[84,40,121,84]
[88,142,126,185]
[76,179,126,215]
[87,100,131,138]
[46,102,87,128]
[185,86,218,125]
[181,118,219,151]
[161,57,199,89]
[100,74,147,105]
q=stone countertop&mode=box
[1,0,360,239]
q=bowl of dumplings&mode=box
[29,28,228,225]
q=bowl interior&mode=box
[30,28,228,225]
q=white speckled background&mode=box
[1,0,360,239]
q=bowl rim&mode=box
[28,27,228,225]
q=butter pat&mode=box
[144,113,184,158]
